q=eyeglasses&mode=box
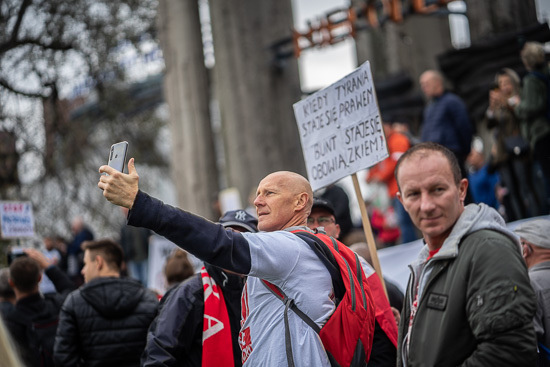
[307,216,335,226]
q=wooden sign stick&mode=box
[351,173,388,298]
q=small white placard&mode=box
[0,201,35,238]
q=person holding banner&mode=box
[394,142,537,366]
[98,162,375,367]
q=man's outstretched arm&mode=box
[98,158,252,275]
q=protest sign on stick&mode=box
[0,201,35,239]
[293,61,389,295]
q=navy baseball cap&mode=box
[219,210,258,233]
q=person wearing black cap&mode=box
[307,198,341,239]
[308,197,399,367]
[515,218,550,366]
[319,184,354,240]
[142,210,257,367]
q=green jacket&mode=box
[515,68,550,148]
[397,204,537,367]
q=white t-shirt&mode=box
[240,229,334,367]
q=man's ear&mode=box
[522,242,532,259]
[95,255,105,271]
[458,178,468,204]
[396,191,403,205]
[8,278,14,289]
[335,223,341,239]
[295,192,309,211]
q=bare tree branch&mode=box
[0,37,73,54]
[9,0,33,44]
[0,78,45,98]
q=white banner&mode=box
[0,201,35,239]
[293,61,388,191]
[148,235,179,294]
[147,235,202,295]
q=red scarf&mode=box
[201,267,234,367]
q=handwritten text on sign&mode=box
[293,61,388,191]
[0,201,35,238]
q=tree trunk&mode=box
[157,0,219,220]
[209,0,305,203]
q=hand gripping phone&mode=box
[107,141,129,173]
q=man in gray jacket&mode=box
[395,142,537,366]
[515,218,550,366]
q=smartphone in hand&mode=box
[107,141,129,173]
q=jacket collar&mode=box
[411,203,519,268]
[529,260,550,272]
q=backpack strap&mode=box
[261,280,320,333]
[353,251,368,309]
[261,280,320,367]
[260,231,349,367]
[294,230,369,311]
[293,231,345,302]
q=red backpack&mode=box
[262,230,376,367]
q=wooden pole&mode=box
[351,173,388,298]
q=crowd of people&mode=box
[359,41,550,249]
[1,41,549,366]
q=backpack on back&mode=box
[262,230,376,367]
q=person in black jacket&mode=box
[5,248,75,367]
[142,209,258,367]
[53,238,158,367]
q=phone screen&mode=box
[108,141,128,173]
